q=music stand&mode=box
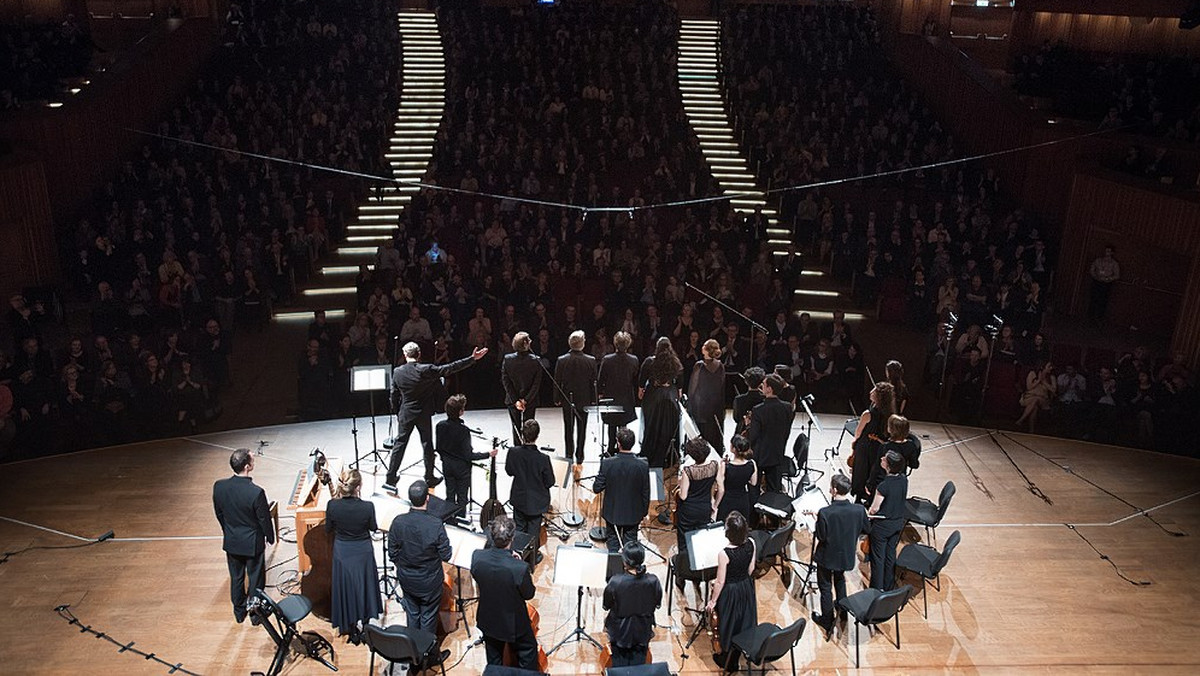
[351,365,391,472]
[547,545,609,655]
[792,486,830,595]
[679,524,729,651]
[369,491,409,599]
[446,525,488,637]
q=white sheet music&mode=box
[446,526,488,569]
[552,545,610,589]
[792,487,830,533]
[686,524,731,571]
[368,492,409,530]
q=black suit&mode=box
[732,389,764,435]
[212,474,275,621]
[386,355,477,485]
[471,546,538,669]
[597,351,639,451]
[505,444,555,545]
[436,416,491,512]
[813,498,870,626]
[748,396,794,492]
[502,351,542,444]
[593,451,651,551]
[555,349,597,463]
[388,509,452,636]
[603,571,662,666]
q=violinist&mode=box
[602,541,663,667]
[471,515,539,669]
[706,511,756,671]
[850,381,895,503]
[387,480,452,662]
[436,394,497,516]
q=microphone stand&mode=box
[383,335,399,449]
[685,281,769,370]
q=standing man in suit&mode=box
[505,419,555,563]
[592,427,651,552]
[436,393,497,517]
[383,342,488,493]
[748,373,793,492]
[555,330,597,471]
[597,331,639,454]
[388,479,453,655]
[810,473,870,639]
[471,516,539,669]
[212,448,275,624]
[502,332,542,445]
[732,366,766,435]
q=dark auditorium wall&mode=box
[0,151,57,290]
[0,0,85,21]
[1055,168,1200,357]
[1010,0,1200,57]
[0,17,217,288]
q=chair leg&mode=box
[854,621,860,668]
[896,613,901,649]
[922,577,929,619]
[369,651,375,675]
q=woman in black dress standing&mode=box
[676,438,723,553]
[687,339,727,455]
[717,435,757,522]
[324,469,381,642]
[868,450,909,590]
[706,511,756,671]
[641,338,684,469]
[850,381,895,504]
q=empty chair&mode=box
[896,530,962,618]
[247,590,336,676]
[605,663,671,676]
[837,585,914,668]
[726,617,806,675]
[905,481,955,545]
[748,519,796,588]
[364,623,447,676]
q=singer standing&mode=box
[502,332,542,446]
[747,373,793,492]
[555,330,597,470]
[687,339,727,455]
[212,447,275,624]
[597,331,639,454]
[811,473,870,639]
[436,394,497,516]
[383,342,488,493]
[505,419,555,564]
[388,479,453,657]
[593,427,650,552]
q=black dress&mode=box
[641,383,680,468]
[716,540,757,669]
[676,461,718,553]
[325,496,382,635]
[851,406,887,503]
[717,460,756,522]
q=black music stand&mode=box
[796,394,825,488]
[792,485,830,595]
[351,364,391,473]
[676,523,728,653]
[547,544,608,655]
[370,491,409,599]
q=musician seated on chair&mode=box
[593,427,651,552]
[810,473,870,640]
[471,515,539,670]
[603,541,663,667]
[436,394,497,516]
[505,419,555,564]
[387,479,452,659]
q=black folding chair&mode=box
[727,617,806,675]
[896,530,962,618]
[905,480,956,545]
[749,519,797,588]
[837,585,914,668]
[364,623,446,676]
[247,590,336,676]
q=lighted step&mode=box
[338,247,378,256]
[794,289,841,298]
[322,265,373,275]
[347,225,398,232]
[346,235,392,243]
[274,309,346,322]
[302,287,356,297]
[359,214,402,221]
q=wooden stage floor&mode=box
[2,410,1200,674]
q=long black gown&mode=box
[850,405,887,503]
[716,540,757,670]
[641,383,680,469]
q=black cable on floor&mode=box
[1064,524,1152,586]
[985,432,1053,505]
[53,605,203,675]
[999,432,1186,537]
[941,425,993,500]
[1,539,107,566]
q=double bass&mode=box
[502,599,549,672]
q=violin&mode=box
[709,604,722,655]
[503,600,549,672]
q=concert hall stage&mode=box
[2,410,1199,674]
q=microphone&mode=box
[96,530,115,542]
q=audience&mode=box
[0,14,91,108]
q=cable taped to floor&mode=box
[53,605,203,675]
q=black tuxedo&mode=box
[593,451,650,551]
[732,389,765,435]
[812,498,870,628]
[436,417,491,511]
[388,509,452,635]
[555,349,597,463]
[597,351,639,451]
[603,571,662,664]
[505,444,555,544]
[385,355,477,486]
[212,474,275,621]
[748,396,794,491]
[502,351,543,444]
[471,546,538,668]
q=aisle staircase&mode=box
[275,10,446,321]
[678,17,857,321]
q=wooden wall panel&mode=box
[1011,11,1200,56]
[0,153,58,289]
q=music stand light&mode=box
[351,365,391,472]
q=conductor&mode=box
[592,427,651,552]
[436,394,497,516]
[810,473,870,639]
[502,332,542,445]
[383,342,488,493]
[471,515,539,669]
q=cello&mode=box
[502,599,549,672]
